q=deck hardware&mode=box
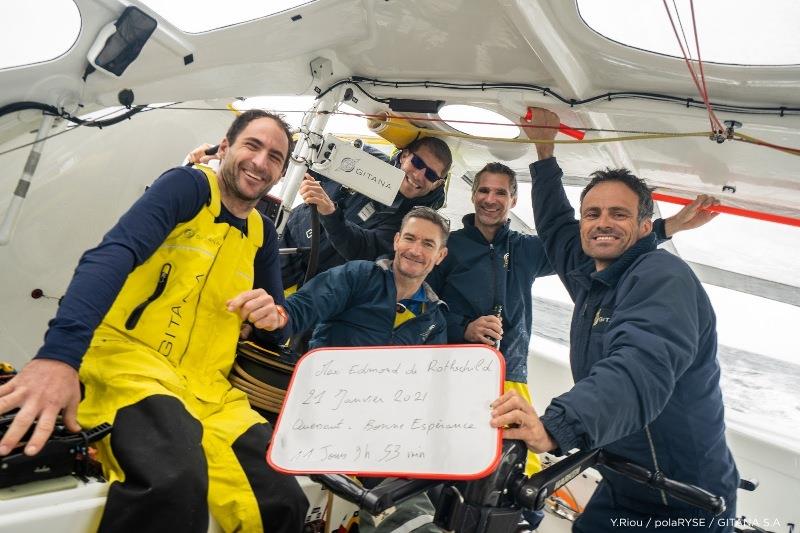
[724,120,742,140]
[118,89,134,108]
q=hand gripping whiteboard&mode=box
[268,345,504,479]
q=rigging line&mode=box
[689,0,724,132]
[661,0,719,133]
[151,106,691,136]
[733,132,800,157]
[3,104,796,159]
[158,106,311,114]
[155,107,800,146]
[378,118,710,145]
[672,0,694,63]
[0,105,163,158]
[122,106,800,155]
[336,110,690,136]
[0,127,74,158]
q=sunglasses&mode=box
[409,153,443,183]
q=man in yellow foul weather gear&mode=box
[0,110,308,532]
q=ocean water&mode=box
[531,297,800,439]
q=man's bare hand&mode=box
[490,390,556,453]
[464,315,503,345]
[299,174,336,216]
[187,143,219,165]
[0,359,81,456]
[227,289,284,331]
[521,107,560,161]
[664,194,720,237]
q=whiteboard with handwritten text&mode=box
[268,345,504,479]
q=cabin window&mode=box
[138,0,315,33]
[577,0,800,66]
[0,0,80,70]
[439,105,521,140]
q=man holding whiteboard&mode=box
[249,206,451,532]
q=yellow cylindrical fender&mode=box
[367,112,425,148]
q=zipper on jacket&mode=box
[489,243,497,308]
[644,425,669,505]
[125,263,172,330]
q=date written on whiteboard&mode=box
[300,388,429,410]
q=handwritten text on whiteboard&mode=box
[268,345,504,478]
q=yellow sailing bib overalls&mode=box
[78,166,304,532]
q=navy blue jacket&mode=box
[280,147,446,287]
[284,259,448,347]
[531,157,738,510]
[426,215,554,382]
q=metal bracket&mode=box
[310,57,334,81]
[724,120,742,140]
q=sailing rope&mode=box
[662,0,724,135]
[659,1,800,156]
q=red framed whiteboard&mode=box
[268,345,504,480]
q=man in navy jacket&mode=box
[491,108,738,532]
[252,206,450,349]
[252,206,450,532]
[281,207,449,348]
